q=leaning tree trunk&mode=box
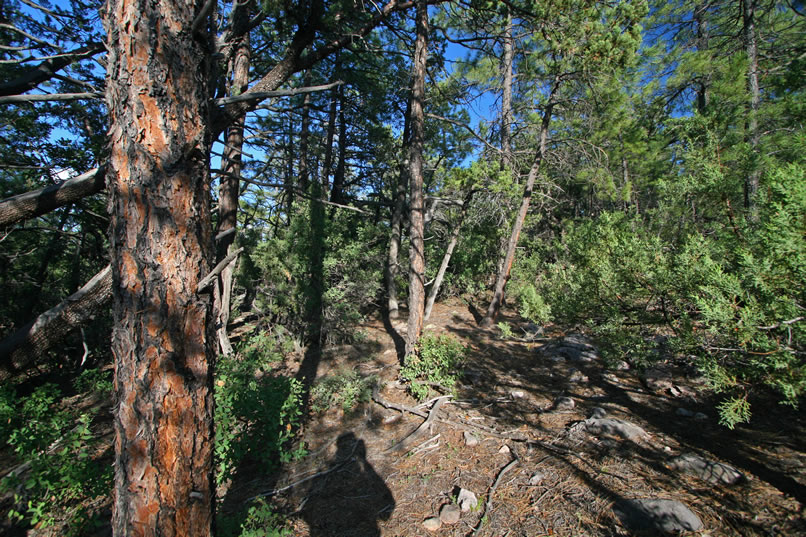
[480,99,554,328]
[424,190,474,321]
[405,0,429,359]
[0,265,112,379]
[105,1,215,535]
[216,1,252,356]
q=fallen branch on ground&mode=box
[470,451,519,537]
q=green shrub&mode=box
[0,383,110,534]
[215,333,306,485]
[401,334,467,401]
[310,369,376,414]
[218,498,293,537]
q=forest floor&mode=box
[218,298,806,537]
[4,299,804,537]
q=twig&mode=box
[409,433,441,456]
[470,452,519,537]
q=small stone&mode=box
[422,517,441,532]
[464,431,480,446]
[676,407,695,417]
[529,471,546,485]
[549,355,566,363]
[589,407,608,419]
[511,390,525,399]
[439,503,461,525]
[425,324,436,330]
[614,498,703,534]
[642,368,674,392]
[614,360,630,370]
[457,488,478,512]
[569,371,589,383]
[553,396,575,411]
[694,412,708,421]
[670,453,743,485]
[498,445,511,455]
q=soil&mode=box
[219,298,806,537]
[4,299,803,536]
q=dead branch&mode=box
[385,395,450,452]
[470,452,519,537]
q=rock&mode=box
[549,355,567,363]
[553,396,576,411]
[562,333,596,351]
[574,350,599,363]
[529,471,546,485]
[511,390,525,399]
[676,407,695,417]
[585,418,649,442]
[457,488,478,512]
[670,453,743,485]
[498,444,511,455]
[439,503,461,525]
[463,431,480,447]
[614,498,703,535]
[589,407,608,419]
[694,412,708,421]
[642,368,674,393]
[422,517,442,532]
[569,370,589,383]
[614,360,630,370]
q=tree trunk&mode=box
[694,1,710,114]
[386,99,411,320]
[0,265,112,379]
[0,166,104,228]
[480,100,554,328]
[321,54,341,194]
[742,0,760,217]
[105,1,214,535]
[501,10,514,172]
[330,83,348,205]
[405,0,429,359]
[216,1,252,356]
[424,190,473,321]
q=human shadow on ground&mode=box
[300,432,395,537]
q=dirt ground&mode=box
[219,298,806,537]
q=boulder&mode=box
[585,418,649,442]
[670,453,743,486]
[553,396,576,411]
[457,488,478,512]
[614,498,703,535]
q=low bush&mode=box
[401,334,467,401]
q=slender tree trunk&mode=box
[742,0,760,216]
[298,71,313,194]
[330,83,348,205]
[285,115,295,222]
[405,0,428,358]
[501,10,514,172]
[424,190,473,321]
[480,100,554,328]
[694,1,710,113]
[216,3,251,356]
[105,1,214,535]
[321,56,340,194]
[386,99,411,320]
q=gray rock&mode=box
[642,368,674,393]
[574,350,599,363]
[422,517,441,532]
[694,412,708,421]
[457,488,478,512]
[676,407,695,417]
[589,407,608,419]
[553,396,576,411]
[529,471,546,485]
[439,503,461,525]
[549,355,566,363]
[510,390,525,399]
[670,453,743,486]
[614,498,703,534]
[614,360,630,370]
[562,333,596,351]
[585,418,649,442]
[569,370,589,383]
[463,431,480,447]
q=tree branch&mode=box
[0,92,103,104]
[0,42,104,97]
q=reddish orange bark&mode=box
[105,1,214,535]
